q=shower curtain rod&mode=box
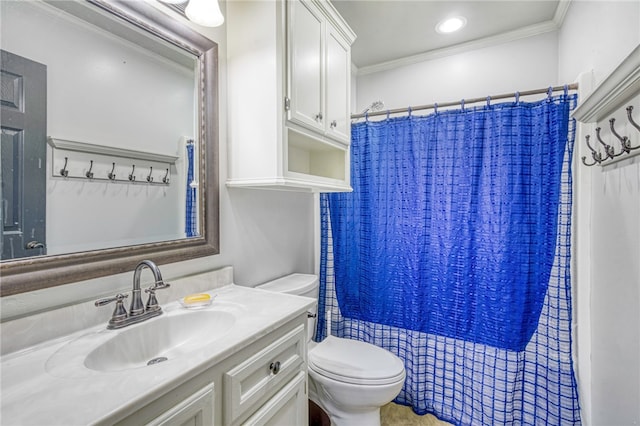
[351,83,579,120]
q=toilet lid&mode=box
[308,336,406,386]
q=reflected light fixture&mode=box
[159,0,224,28]
[435,16,466,34]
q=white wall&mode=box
[558,2,640,425]
[0,1,315,320]
[356,31,558,114]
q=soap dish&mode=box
[180,294,216,309]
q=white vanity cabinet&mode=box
[113,316,308,426]
[226,0,356,192]
[147,384,215,426]
[224,324,307,425]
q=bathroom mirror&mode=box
[0,0,219,296]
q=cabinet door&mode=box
[224,325,305,424]
[287,0,324,132]
[325,27,351,143]
[242,371,307,426]
[146,384,214,426]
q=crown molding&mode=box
[553,0,572,27]
[354,0,573,77]
[356,19,559,76]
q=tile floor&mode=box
[380,403,453,426]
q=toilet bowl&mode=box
[257,274,406,426]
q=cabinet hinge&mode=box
[284,97,290,111]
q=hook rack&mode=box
[48,137,178,185]
[580,103,640,167]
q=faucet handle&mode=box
[144,282,169,312]
[95,293,129,307]
[149,280,170,291]
[95,293,129,327]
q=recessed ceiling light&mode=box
[435,16,467,34]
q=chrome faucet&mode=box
[95,260,170,329]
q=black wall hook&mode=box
[146,166,154,183]
[129,165,136,181]
[162,168,170,184]
[60,157,69,177]
[86,160,94,179]
[108,162,116,180]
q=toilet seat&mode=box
[309,336,406,386]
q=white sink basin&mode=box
[84,310,235,372]
[45,304,238,378]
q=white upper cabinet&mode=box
[287,0,324,132]
[324,25,351,142]
[226,0,356,192]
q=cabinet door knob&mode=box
[269,361,281,375]
[330,120,337,129]
[315,113,323,122]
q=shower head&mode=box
[361,100,385,115]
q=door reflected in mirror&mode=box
[1,0,201,261]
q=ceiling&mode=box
[332,0,562,70]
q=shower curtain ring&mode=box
[486,96,491,107]
[563,84,569,96]
[460,99,465,111]
[515,92,520,104]
[386,110,390,120]
[547,86,553,100]
[434,103,438,114]
[408,106,412,116]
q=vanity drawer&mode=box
[223,324,306,424]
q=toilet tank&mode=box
[256,273,318,341]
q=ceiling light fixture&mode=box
[159,0,224,28]
[435,16,467,34]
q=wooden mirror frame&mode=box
[0,0,219,297]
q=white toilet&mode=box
[257,274,406,426]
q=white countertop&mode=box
[0,284,314,426]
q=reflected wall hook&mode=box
[86,160,94,179]
[60,157,69,177]
[108,162,116,180]
[581,135,602,166]
[162,168,170,184]
[129,165,136,181]
[146,166,154,182]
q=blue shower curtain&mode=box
[185,142,197,238]
[317,92,581,424]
